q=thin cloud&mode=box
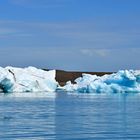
[0,28,17,35]
[0,19,140,49]
[10,0,65,8]
[80,48,110,57]
[10,0,29,5]
[0,46,140,71]
[94,49,110,57]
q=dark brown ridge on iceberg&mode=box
[43,69,113,86]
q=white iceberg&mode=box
[63,70,140,93]
[0,66,58,93]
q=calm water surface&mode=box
[0,92,140,140]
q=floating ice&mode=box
[0,66,58,93]
[63,70,140,93]
[1,67,140,94]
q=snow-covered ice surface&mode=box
[63,70,140,93]
[0,66,58,93]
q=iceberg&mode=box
[63,70,140,93]
[0,66,58,93]
[1,67,140,94]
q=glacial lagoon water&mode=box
[0,92,140,140]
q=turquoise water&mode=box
[0,92,140,140]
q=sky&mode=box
[0,0,140,72]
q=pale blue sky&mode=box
[0,0,140,71]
